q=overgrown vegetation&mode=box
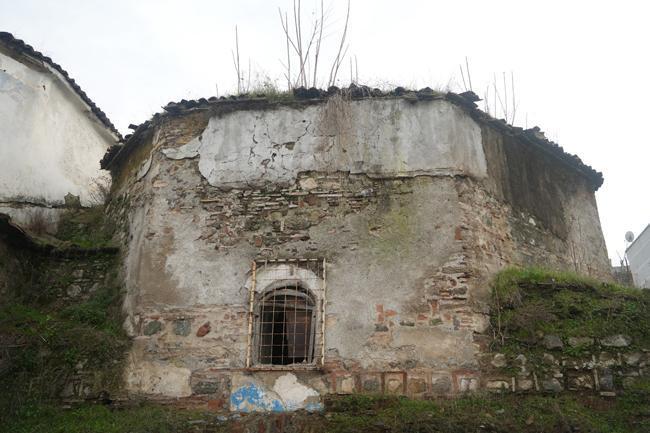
[320,391,650,433]
[0,206,127,425]
[56,206,115,249]
[490,267,650,356]
[4,390,650,433]
[0,280,128,423]
[247,78,296,103]
[4,403,201,433]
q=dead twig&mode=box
[312,0,324,87]
[327,0,350,87]
[465,56,473,91]
[231,26,241,94]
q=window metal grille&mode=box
[246,259,326,368]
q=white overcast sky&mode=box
[1,0,648,265]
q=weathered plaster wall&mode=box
[0,49,114,210]
[162,97,486,187]
[109,97,611,411]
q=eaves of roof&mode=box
[101,85,603,190]
[0,31,122,140]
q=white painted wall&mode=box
[162,98,486,188]
[0,50,115,207]
[627,225,650,288]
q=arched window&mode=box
[255,286,316,365]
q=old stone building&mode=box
[100,88,611,411]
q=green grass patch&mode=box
[5,403,201,433]
[0,259,128,424]
[320,393,650,433]
[490,267,650,356]
[2,391,649,433]
[59,270,124,336]
[0,302,128,419]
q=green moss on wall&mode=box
[490,267,650,357]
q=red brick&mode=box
[207,398,224,411]
[196,321,211,337]
[385,309,397,317]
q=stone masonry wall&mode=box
[107,97,612,412]
[479,124,611,282]
[482,334,649,395]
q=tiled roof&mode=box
[101,85,603,189]
[0,31,121,139]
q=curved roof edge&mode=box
[0,31,122,140]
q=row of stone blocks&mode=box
[187,363,650,412]
[187,369,482,407]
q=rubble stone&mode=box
[173,319,192,336]
[541,378,563,392]
[543,335,563,350]
[491,353,507,368]
[143,320,162,336]
[568,337,594,347]
[601,335,631,347]
[431,374,452,394]
[624,352,643,366]
[486,380,510,392]
[599,369,614,391]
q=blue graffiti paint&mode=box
[270,399,284,412]
[230,383,285,412]
[304,402,324,412]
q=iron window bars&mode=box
[246,258,326,368]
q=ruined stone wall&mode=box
[108,97,611,411]
[478,125,611,282]
[482,334,649,395]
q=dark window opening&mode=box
[256,287,315,365]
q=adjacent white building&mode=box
[0,32,120,232]
[627,224,650,289]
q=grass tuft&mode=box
[56,206,115,249]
